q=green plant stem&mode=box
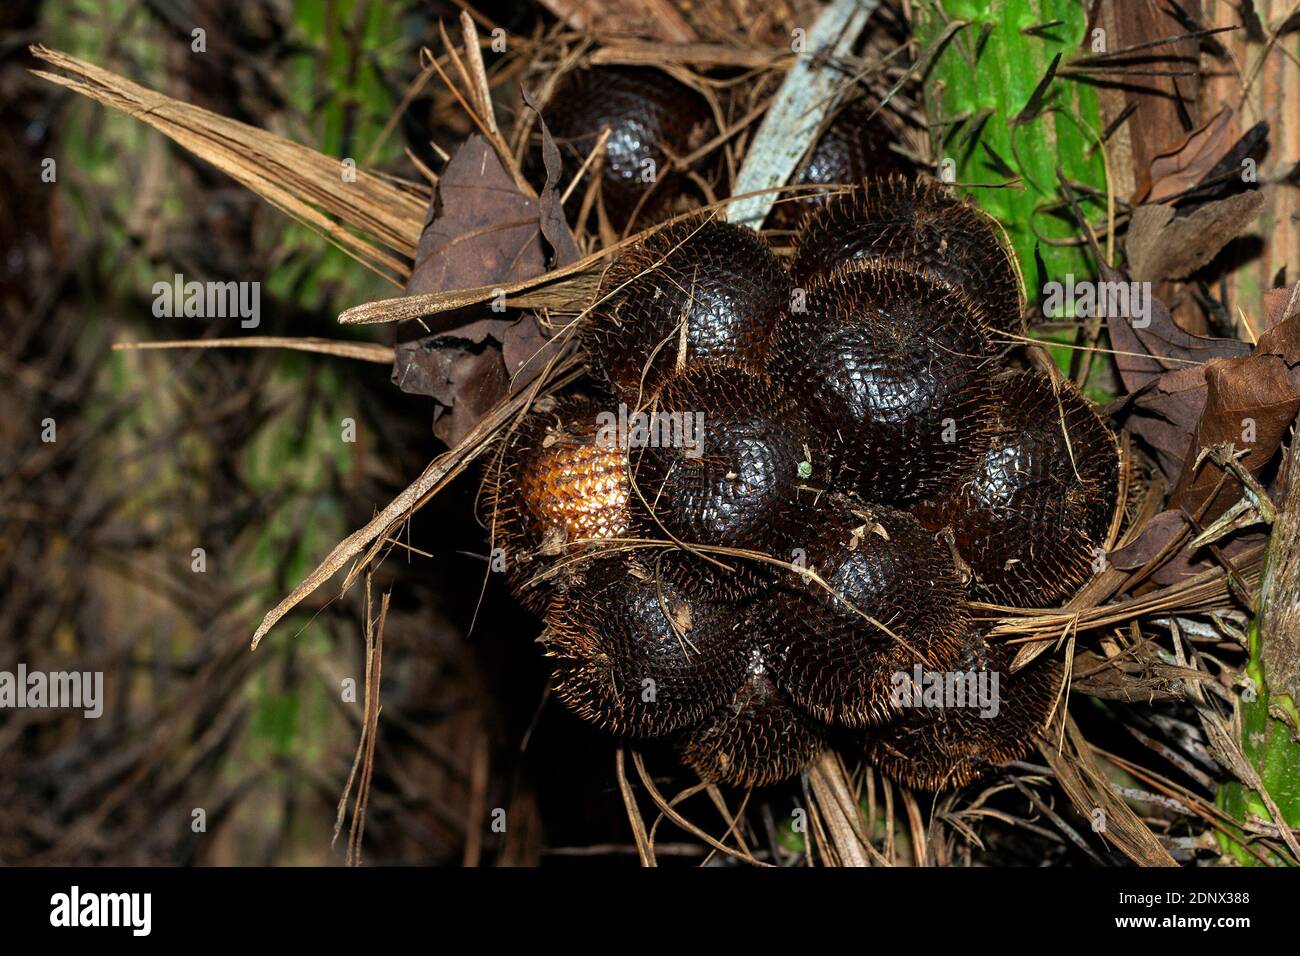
[912,0,1107,288]
[1219,437,1300,866]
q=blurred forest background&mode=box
[0,0,624,866]
[6,0,1300,868]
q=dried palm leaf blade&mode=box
[542,554,751,738]
[28,46,423,281]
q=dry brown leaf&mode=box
[1180,121,1270,208]
[395,341,509,448]
[1108,509,1267,586]
[1169,352,1300,522]
[521,88,583,270]
[399,133,579,443]
[1108,364,1211,484]
[1098,313,1300,582]
[407,134,547,295]
[1262,282,1300,331]
[1108,509,1191,571]
[1104,262,1253,395]
[1138,107,1235,204]
[1125,191,1265,283]
[1104,262,1257,484]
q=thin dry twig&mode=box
[112,337,394,363]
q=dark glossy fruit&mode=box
[630,361,831,559]
[793,175,1023,334]
[542,554,751,738]
[537,67,715,232]
[677,666,826,788]
[756,497,970,727]
[480,395,630,611]
[863,635,1061,791]
[767,261,996,505]
[911,370,1120,608]
[770,98,917,229]
[585,215,791,403]
[478,132,1115,791]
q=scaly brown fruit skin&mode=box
[629,541,772,603]
[793,175,1024,335]
[630,361,833,560]
[542,554,751,738]
[911,370,1120,609]
[584,215,791,404]
[535,67,715,233]
[863,635,1062,792]
[677,666,826,789]
[756,496,970,728]
[767,260,997,506]
[480,395,630,612]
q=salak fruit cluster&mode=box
[482,176,1119,790]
